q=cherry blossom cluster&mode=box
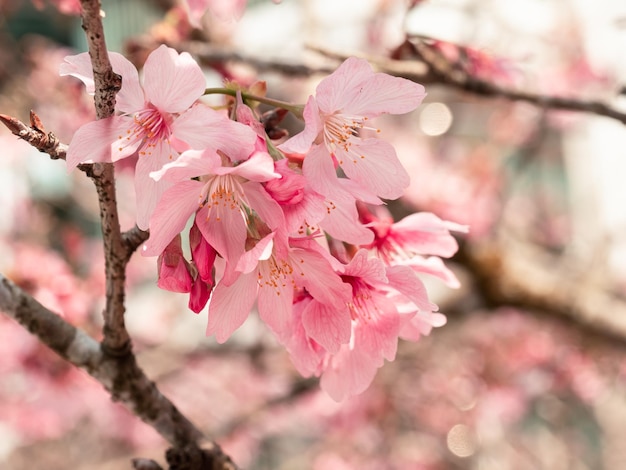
[62,45,467,400]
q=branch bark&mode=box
[79,0,130,354]
[0,274,237,470]
[179,40,626,125]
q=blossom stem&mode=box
[204,87,304,119]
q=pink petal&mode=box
[241,182,285,232]
[407,256,461,288]
[319,195,374,245]
[157,235,193,293]
[279,96,322,154]
[235,233,274,275]
[315,57,375,114]
[343,69,426,117]
[142,180,204,256]
[188,277,212,313]
[190,220,217,283]
[301,300,351,353]
[399,311,447,341]
[354,302,400,362]
[108,52,145,113]
[385,264,437,312]
[143,45,206,114]
[285,301,326,376]
[60,52,144,113]
[151,148,220,183]
[231,151,280,181]
[134,141,177,230]
[393,212,468,257]
[207,271,258,343]
[294,248,352,306]
[196,199,247,265]
[320,347,380,401]
[172,105,258,160]
[257,261,295,342]
[336,138,409,200]
[302,144,338,199]
[66,116,134,170]
[344,249,388,283]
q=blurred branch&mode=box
[180,40,626,125]
[312,40,626,125]
[456,239,626,349]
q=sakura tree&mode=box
[2,0,626,469]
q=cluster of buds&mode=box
[62,46,467,400]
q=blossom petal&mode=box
[60,52,144,113]
[257,262,294,342]
[337,138,409,200]
[302,144,339,199]
[134,140,176,230]
[66,116,133,170]
[315,57,373,113]
[143,45,206,113]
[320,347,380,401]
[207,271,258,343]
[320,195,374,245]
[142,180,203,256]
[172,105,258,159]
[279,96,322,154]
[294,248,352,306]
[385,264,436,312]
[241,182,285,231]
[393,212,468,257]
[343,69,426,117]
[301,300,351,353]
[196,199,247,265]
[151,149,220,183]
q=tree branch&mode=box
[454,239,626,350]
[180,40,626,125]
[312,41,626,125]
[0,111,69,160]
[79,0,130,354]
[0,274,202,446]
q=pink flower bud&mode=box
[157,235,193,293]
[189,220,217,284]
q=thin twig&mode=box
[0,112,69,160]
[311,42,626,125]
[182,40,626,125]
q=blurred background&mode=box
[2,0,626,468]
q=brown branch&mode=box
[311,42,626,125]
[79,0,121,120]
[122,225,151,258]
[78,0,131,355]
[0,275,202,446]
[183,40,626,125]
[0,112,69,160]
[454,239,626,350]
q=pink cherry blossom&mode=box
[286,250,439,401]
[361,206,469,287]
[207,234,352,343]
[61,44,255,229]
[157,234,193,293]
[279,57,426,200]
[142,146,282,265]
